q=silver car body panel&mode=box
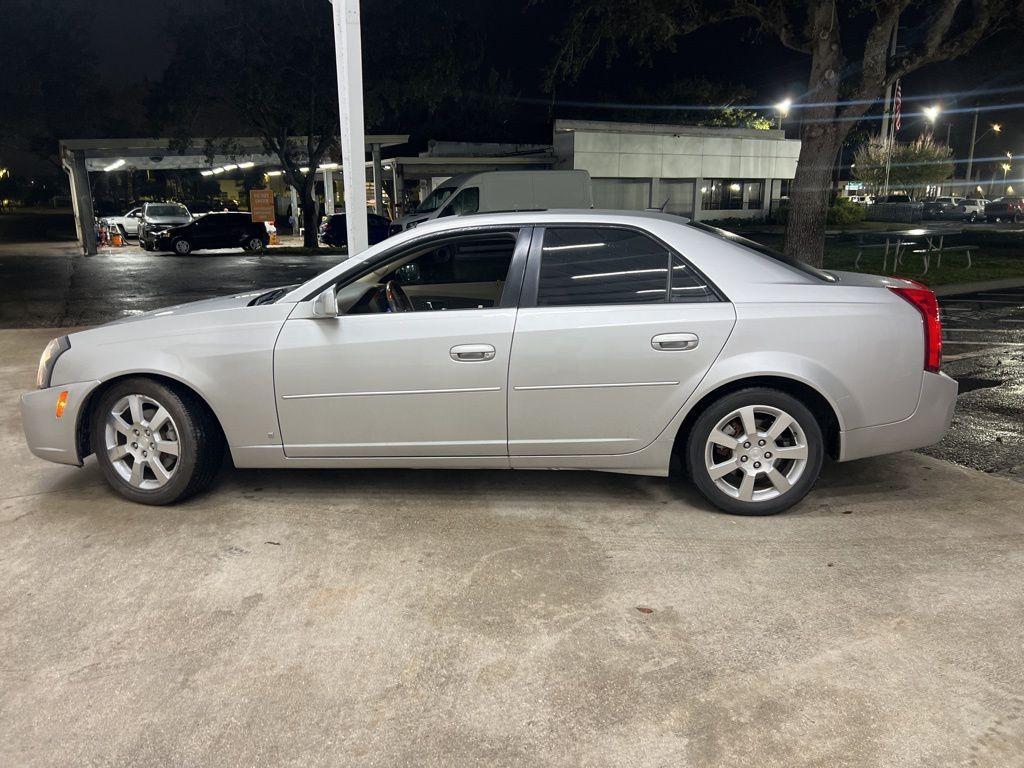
[22,210,957,475]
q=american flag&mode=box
[893,81,902,133]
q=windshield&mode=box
[688,222,836,283]
[147,204,189,217]
[415,186,456,214]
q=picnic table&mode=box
[854,227,976,275]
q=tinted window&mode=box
[536,227,715,307]
[688,222,836,283]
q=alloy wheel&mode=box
[104,394,180,489]
[703,404,809,502]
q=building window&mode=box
[592,178,652,210]
[701,179,766,211]
[535,227,715,307]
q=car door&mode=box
[273,226,530,458]
[125,209,142,235]
[507,225,736,458]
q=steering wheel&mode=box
[383,280,414,313]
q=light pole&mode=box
[1002,162,1012,195]
[966,114,1000,183]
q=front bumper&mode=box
[839,371,958,462]
[20,380,102,467]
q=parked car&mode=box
[151,212,270,254]
[957,198,989,222]
[847,195,874,205]
[389,170,594,234]
[139,202,193,250]
[922,196,963,219]
[102,207,144,237]
[319,212,391,248]
[21,211,956,515]
[984,197,1024,223]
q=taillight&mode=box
[890,282,942,373]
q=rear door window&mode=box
[534,226,716,306]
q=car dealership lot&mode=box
[2,327,1023,767]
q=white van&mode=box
[390,170,593,232]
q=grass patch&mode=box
[742,232,1024,286]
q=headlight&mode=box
[37,336,70,389]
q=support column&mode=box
[323,170,335,216]
[331,0,369,254]
[372,144,384,216]
[64,149,97,256]
[692,177,704,222]
[392,164,404,218]
[289,187,300,235]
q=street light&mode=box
[923,105,940,123]
[1002,162,1012,193]
[774,98,792,129]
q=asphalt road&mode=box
[0,241,340,328]
[2,239,1022,482]
[922,285,1024,481]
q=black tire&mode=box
[1014,213,1022,224]
[685,388,824,516]
[90,377,224,505]
[173,238,192,255]
[245,236,265,253]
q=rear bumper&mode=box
[20,380,102,467]
[838,371,958,462]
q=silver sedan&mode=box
[21,211,957,515]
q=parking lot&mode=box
[2,239,1024,765]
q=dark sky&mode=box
[7,1,1023,177]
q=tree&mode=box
[547,0,1020,266]
[853,136,954,193]
[157,0,339,247]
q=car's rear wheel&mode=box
[173,238,192,255]
[686,388,824,516]
[91,378,223,505]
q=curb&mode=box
[933,277,1024,297]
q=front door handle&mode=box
[652,332,699,351]
[450,343,496,362]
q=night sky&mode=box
[5,0,1022,176]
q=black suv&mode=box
[152,212,270,254]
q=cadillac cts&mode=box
[22,211,956,515]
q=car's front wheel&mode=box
[244,236,265,252]
[91,378,224,505]
[686,388,824,515]
[173,238,192,255]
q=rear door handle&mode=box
[450,343,496,362]
[651,333,699,351]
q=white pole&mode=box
[331,0,369,255]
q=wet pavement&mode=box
[0,241,341,328]
[922,286,1024,482]
[2,240,1023,482]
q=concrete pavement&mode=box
[2,327,1024,767]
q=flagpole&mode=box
[883,79,900,196]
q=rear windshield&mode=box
[688,222,836,282]
[147,204,189,217]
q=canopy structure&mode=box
[59,135,408,254]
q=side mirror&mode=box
[311,286,339,318]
